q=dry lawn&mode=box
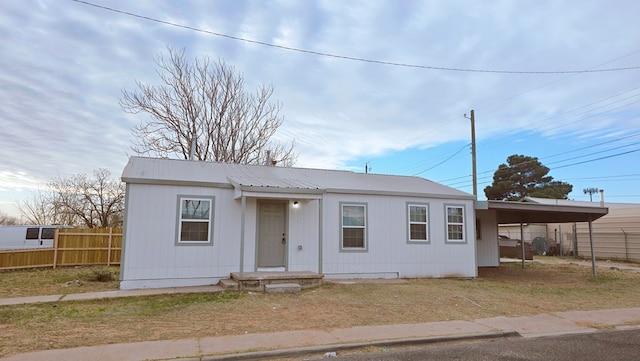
[1,262,640,357]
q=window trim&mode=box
[406,202,430,244]
[175,195,215,246]
[339,202,368,252]
[444,204,467,244]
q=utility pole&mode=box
[470,110,477,197]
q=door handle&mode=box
[282,233,286,244]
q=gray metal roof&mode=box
[121,157,474,200]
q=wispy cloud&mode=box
[1,0,639,217]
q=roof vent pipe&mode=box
[265,150,271,166]
[599,189,605,207]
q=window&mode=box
[25,227,40,239]
[446,205,465,243]
[408,203,429,242]
[177,197,213,244]
[41,228,56,240]
[341,203,367,250]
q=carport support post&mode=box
[239,195,246,275]
[520,222,525,269]
[588,215,597,276]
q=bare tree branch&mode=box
[120,46,296,165]
[0,211,19,226]
[17,171,123,228]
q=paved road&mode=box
[300,329,640,361]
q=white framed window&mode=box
[407,203,429,243]
[176,196,214,245]
[340,203,367,251]
[445,205,466,243]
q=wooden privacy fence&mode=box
[0,228,122,270]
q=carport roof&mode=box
[476,200,608,224]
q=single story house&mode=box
[119,157,478,289]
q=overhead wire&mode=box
[412,144,470,176]
[70,0,640,191]
[437,134,640,188]
[71,0,640,74]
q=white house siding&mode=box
[120,157,479,289]
[121,186,322,289]
[321,193,477,279]
[286,199,321,272]
[475,210,499,267]
[121,183,242,289]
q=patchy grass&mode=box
[1,262,640,357]
[0,266,120,298]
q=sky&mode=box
[1,0,639,220]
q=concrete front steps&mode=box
[218,271,323,293]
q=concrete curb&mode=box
[187,331,521,361]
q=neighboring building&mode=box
[119,157,478,290]
[519,197,640,261]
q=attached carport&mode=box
[475,200,608,275]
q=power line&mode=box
[72,0,640,74]
[446,148,640,190]
[564,173,640,181]
[475,88,640,153]
[475,50,640,113]
[412,144,470,176]
[545,142,640,167]
[553,148,640,170]
[438,138,640,188]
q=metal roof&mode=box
[121,157,474,200]
[476,200,608,224]
[521,196,639,209]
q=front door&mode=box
[257,202,286,268]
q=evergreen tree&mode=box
[484,154,573,201]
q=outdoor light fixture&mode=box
[293,201,299,208]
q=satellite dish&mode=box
[532,237,549,256]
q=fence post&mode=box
[559,225,563,258]
[621,228,628,261]
[573,223,578,259]
[53,229,59,269]
[107,227,113,266]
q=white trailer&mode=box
[0,225,71,250]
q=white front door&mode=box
[257,202,286,268]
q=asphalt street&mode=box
[299,328,640,361]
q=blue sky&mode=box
[1,0,639,219]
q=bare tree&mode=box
[120,46,296,166]
[48,169,125,228]
[19,170,123,228]
[19,189,77,225]
[0,211,19,225]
